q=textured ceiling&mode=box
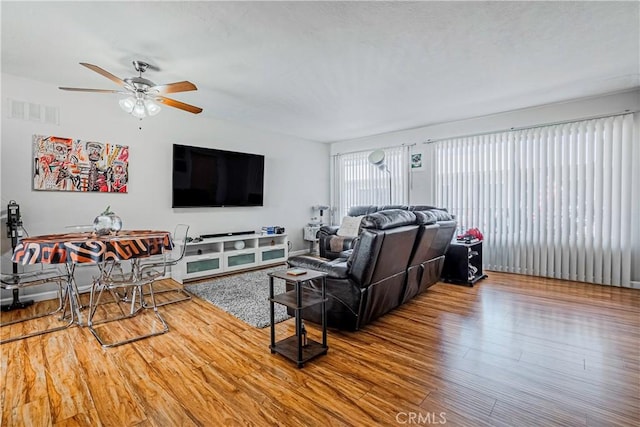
[2,1,638,142]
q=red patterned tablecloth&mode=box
[12,230,173,265]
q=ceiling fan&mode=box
[59,60,203,118]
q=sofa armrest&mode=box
[318,234,359,260]
[339,249,354,259]
[287,255,349,279]
[318,225,340,238]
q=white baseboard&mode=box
[8,269,635,306]
[288,249,312,257]
[1,284,92,306]
[1,289,53,305]
[0,273,173,306]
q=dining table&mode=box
[11,229,174,325]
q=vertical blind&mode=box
[333,146,410,221]
[433,113,635,286]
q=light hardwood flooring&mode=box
[1,271,639,426]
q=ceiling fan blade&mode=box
[80,62,127,87]
[59,87,125,94]
[155,96,203,114]
[150,81,197,94]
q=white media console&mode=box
[171,233,288,284]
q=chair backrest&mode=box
[170,224,190,263]
[62,225,100,275]
[137,224,190,279]
[349,210,418,286]
[407,223,441,268]
[348,210,419,326]
[429,220,457,259]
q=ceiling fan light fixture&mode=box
[119,96,136,113]
[144,99,161,116]
[131,100,147,119]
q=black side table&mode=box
[268,269,328,368]
[441,240,487,286]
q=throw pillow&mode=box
[337,215,364,237]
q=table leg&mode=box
[296,280,303,366]
[321,276,327,348]
[63,263,83,326]
[269,276,275,352]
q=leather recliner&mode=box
[288,209,419,330]
[402,211,457,303]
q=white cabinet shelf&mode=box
[172,233,288,283]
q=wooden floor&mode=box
[1,272,639,426]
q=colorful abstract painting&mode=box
[33,135,129,193]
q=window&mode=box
[433,114,635,286]
[332,146,410,220]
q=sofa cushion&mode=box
[347,205,379,216]
[414,210,437,225]
[361,209,417,230]
[378,205,409,211]
[337,215,364,237]
[429,209,455,221]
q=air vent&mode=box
[29,103,41,121]
[7,98,59,125]
[44,105,60,125]
[9,99,25,119]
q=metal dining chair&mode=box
[86,255,169,348]
[139,224,191,306]
[1,266,75,344]
[63,224,100,310]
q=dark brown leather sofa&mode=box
[317,204,448,259]
[287,208,456,330]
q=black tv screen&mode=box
[172,144,265,208]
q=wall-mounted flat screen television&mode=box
[172,144,265,208]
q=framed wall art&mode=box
[411,151,425,171]
[33,135,129,193]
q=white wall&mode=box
[1,73,330,299]
[330,89,640,283]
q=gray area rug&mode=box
[185,265,291,328]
